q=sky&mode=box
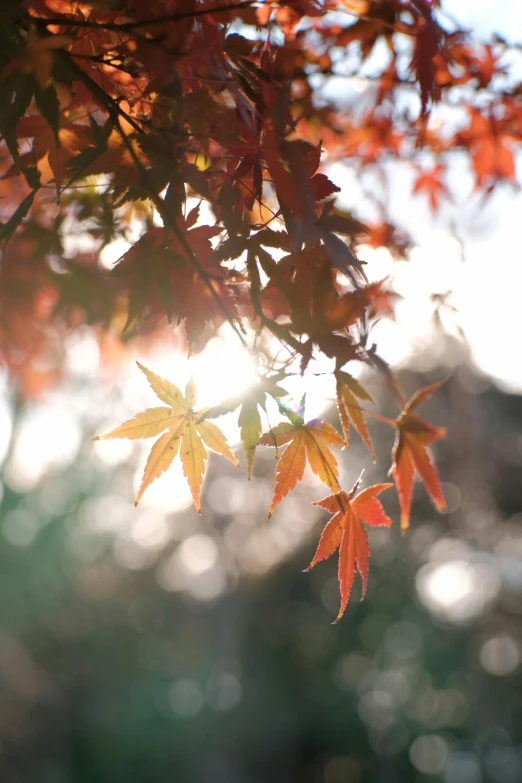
[338,0,522,393]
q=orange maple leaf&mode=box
[457,108,516,188]
[306,477,393,622]
[6,115,91,189]
[259,416,344,517]
[413,164,447,212]
[391,380,447,532]
[93,363,238,510]
[335,371,374,455]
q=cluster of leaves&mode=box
[0,0,520,616]
[95,363,445,619]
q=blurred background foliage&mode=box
[0,335,521,783]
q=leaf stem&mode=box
[340,397,396,428]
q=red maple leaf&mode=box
[411,3,445,119]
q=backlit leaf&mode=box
[238,397,263,479]
[135,420,185,505]
[391,380,447,532]
[94,365,238,510]
[260,416,344,517]
[306,477,393,621]
[336,371,374,455]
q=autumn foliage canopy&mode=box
[1,0,520,618]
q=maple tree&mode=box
[0,0,520,618]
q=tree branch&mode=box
[32,1,258,32]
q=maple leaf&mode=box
[456,108,516,188]
[333,4,398,61]
[391,379,447,532]
[413,164,447,212]
[261,130,352,269]
[93,363,239,511]
[237,377,288,478]
[411,5,444,119]
[259,414,344,517]
[335,371,374,455]
[320,280,398,332]
[111,227,175,331]
[112,217,241,347]
[170,222,242,349]
[238,395,263,479]
[1,27,72,91]
[306,477,393,622]
[364,222,411,259]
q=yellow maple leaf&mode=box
[94,362,239,511]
